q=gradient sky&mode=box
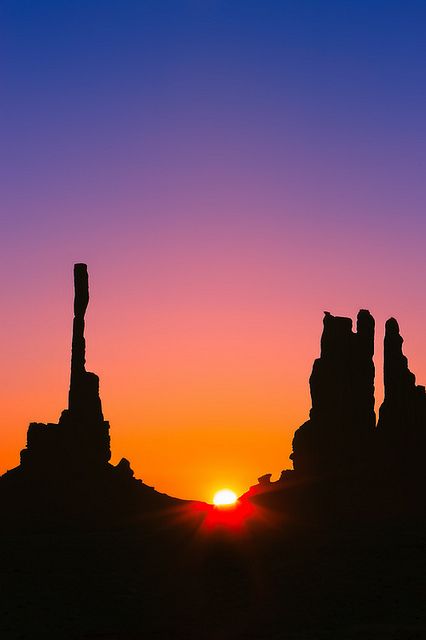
[1,1,426,501]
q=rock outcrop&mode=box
[290,310,376,476]
[376,318,426,472]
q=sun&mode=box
[213,489,237,506]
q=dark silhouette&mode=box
[291,310,375,476]
[377,317,426,455]
[20,264,111,472]
[1,266,426,639]
[373,317,426,516]
[246,309,426,528]
[1,264,184,527]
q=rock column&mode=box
[291,310,376,476]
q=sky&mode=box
[1,0,426,501]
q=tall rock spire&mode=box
[290,309,376,476]
[60,263,110,465]
[377,318,426,460]
[67,263,104,425]
[19,264,111,471]
[71,263,89,380]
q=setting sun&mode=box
[213,489,237,506]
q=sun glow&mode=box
[213,489,237,506]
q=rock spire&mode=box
[290,310,376,476]
[20,264,111,471]
[376,318,426,469]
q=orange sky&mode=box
[0,259,312,501]
[2,248,426,503]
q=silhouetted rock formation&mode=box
[377,318,426,473]
[290,310,375,477]
[20,264,111,472]
[244,309,426,525]
[3,266,426,531]
[1,264,184,527]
